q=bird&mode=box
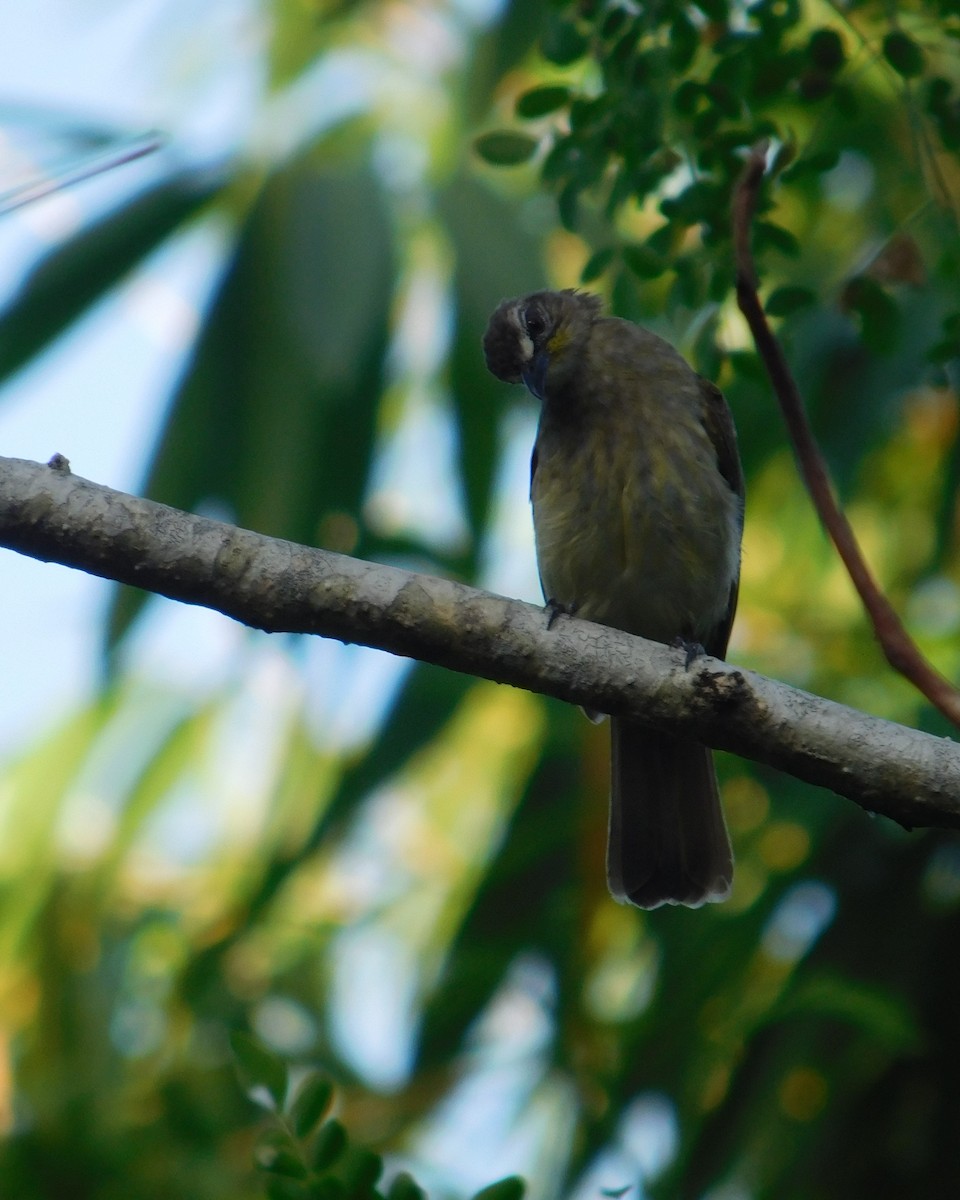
[482,288,744,909]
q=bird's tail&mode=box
[607,717,733,909]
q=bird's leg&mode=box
[544,597,578,630]
[670,635,706,669]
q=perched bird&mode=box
[483,289,743,909]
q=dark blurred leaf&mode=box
[883,30,926,78]
[765,285,817,316]
[386,1173,426,1200]
[775,973,923,1052]
[108,161,393,647]
[581,246,615,283]
[841,275,901,351]
[474,131,539,166]
[782,147,841,180]
[669,12,700,70]
[232,1032,287,1108]
[622,243,668,280]
[340,1147,383,1193]
[472,1177,525,1200]
[306,1180,345,1200]
[311,1120,348,1171]
[289,1076,335,1139]
[541,11,588,65]
[0,171,219,387]
[557,179,580,231]
[807,27,845,72]
[264,1150,310,1180]
[754,220,801,257]
[515,85,570,119]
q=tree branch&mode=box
[1,453,958,828]
[733,141,960,728]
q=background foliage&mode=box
[2,0,960,1197]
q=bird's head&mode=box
[482,289,602,401]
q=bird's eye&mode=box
[522,306,547,342]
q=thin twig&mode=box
[0,132,164,216]
[733,141,960,728]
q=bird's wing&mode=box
[699,378,744,658]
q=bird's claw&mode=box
[671,635,706,669]
[544,598,577,630]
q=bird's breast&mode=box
[531,400,740,646]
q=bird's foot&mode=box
[671,635,706,669]
[544,597,577,630]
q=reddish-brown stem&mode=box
[733,141,960,729]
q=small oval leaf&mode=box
[581,246,615,283]
[883,30,925,78]
[290,1075,335,1139]
[472,1178,526,1200]
[754,221,801,257]
[232,1032,287,1109]
[807,27,845,72]
[387,1172,426,1200]
[541,15,588,64]
[265,1151,310,1180]
[312,1120,348,1171]
[765,286,816,316]
[474,132,539,166]
[515,85,570,119]
[622,243,668,280]
[306,1179,345,1200]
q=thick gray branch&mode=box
[1,454,958,829]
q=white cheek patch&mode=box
[508,305,534,363]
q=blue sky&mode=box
[0,0,261,755]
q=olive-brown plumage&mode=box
[483,289,744,908]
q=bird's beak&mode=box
[521,350,549,401]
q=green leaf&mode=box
[0,173,218,387]
[765,286,816,316]
[515,85,570,118]
[842,275,901,351]
[232,1032,288,1109]
[108,163,394,651]
[754,220,801,257]
[256,1131,308,1180]
[307,1181,345,1200]
[580,246,615,283]
[267,1179,312,1200]
[669,12,699,70]
[776,973,923,1052]
[883,30,925,78]
[622,243,668,280]
[386,1173,426,1200]
[673,79,704,116]
[341,1148,384,1193]
[541,13,588,64]
[693,0,728,20]
[472,1178,526,1200]
[557,180,580,232]
[782,148,841,180]
[265,1151,310,1180]
[289,1076,335,1139]
[474,131,538,166]
[807,27,845,72]
[312,1120,348,1171]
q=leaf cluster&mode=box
[478,0,960,342]
[232,1035,523,1200]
